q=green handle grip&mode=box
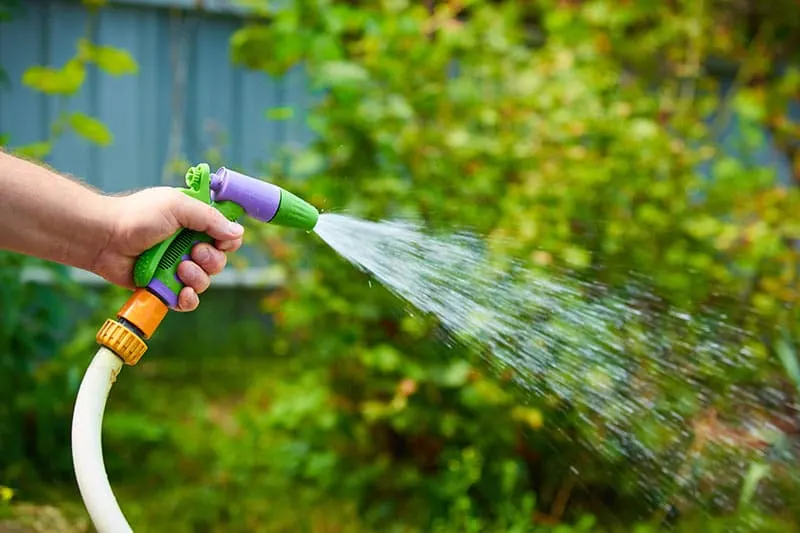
[133,164,244,308]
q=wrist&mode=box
[69,192,118,275]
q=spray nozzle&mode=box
[210,167,319,231]
[129,163,319,314]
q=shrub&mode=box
[230,0,800,530]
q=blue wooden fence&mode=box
[0,0,314,193]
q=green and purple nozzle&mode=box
[133,163,319,309]
[210,166,319,230]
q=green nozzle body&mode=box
[272,188,319,230]
[211,166,318,231]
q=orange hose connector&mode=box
[117,289,169,339]
[96,289,169,366]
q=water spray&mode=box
[70,163,318,532]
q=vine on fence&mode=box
[10,0,137,159]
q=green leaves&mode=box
[14,141,52,160]
[775,335,800,395]
[230,25,305,75]
[733,88,767,123]
[739,462,771,509]
[266,106,295,120]
[314,61,370,91]
[68,112,113,146]
[77,38,138,75]
[22,60,85,95]
[18,28,137,156]
[14,141,53,160]
[21,40,137,95]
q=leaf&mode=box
[733,89,766,123]
[775,336,800,395]
[266,106,295,120]
[230,25,304,75]
[511,406,544,430]
[562,246,591,268]
[78,39,138,75]
[69,112,113,146]
[15,141,52,160]
[628,118,659,140]
[315,61,369,90]
[738,462,770,508]
[22,60,85,95]
[683,214,720,240]
[0,486,14,502]
[290,150,325,177]
[440,360,471,387]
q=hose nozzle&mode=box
[210,167,319,231]
[133,163,319,313]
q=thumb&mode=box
[171,193,244,241]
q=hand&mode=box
[90,187,245,311]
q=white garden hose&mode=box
[71,346,133,533]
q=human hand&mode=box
[90,187,244,311]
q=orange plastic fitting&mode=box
[117,289,169,339]
[96,289,169,366]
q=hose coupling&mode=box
[96,289,169,365]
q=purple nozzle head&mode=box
[210,167,281,223]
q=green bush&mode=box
[3,0,800,531]
[0,252,92,486]
[225,0,800,530]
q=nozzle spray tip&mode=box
[271,188,319,231]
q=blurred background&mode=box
[1,0,800,531]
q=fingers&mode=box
[216,236,243,253]
[191,242,228,275]
[174,242,234,312]
[171,192,245,242]
[177,260,211,294]
[163,191,247,314]
[176,286,200,312]
[174,262,207,313]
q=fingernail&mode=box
[196,245,210,262]
[227,221,244,235]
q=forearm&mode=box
[0,150,113,271]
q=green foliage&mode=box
[223,0,800,530]
[22,60,86,95]
[2,0,800,531]
[76,38,138,76]
[266,106,295,121]
[13,13,137,156]
[68,112,112,146]
[0,252,94,486]
[14,141,53,161]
